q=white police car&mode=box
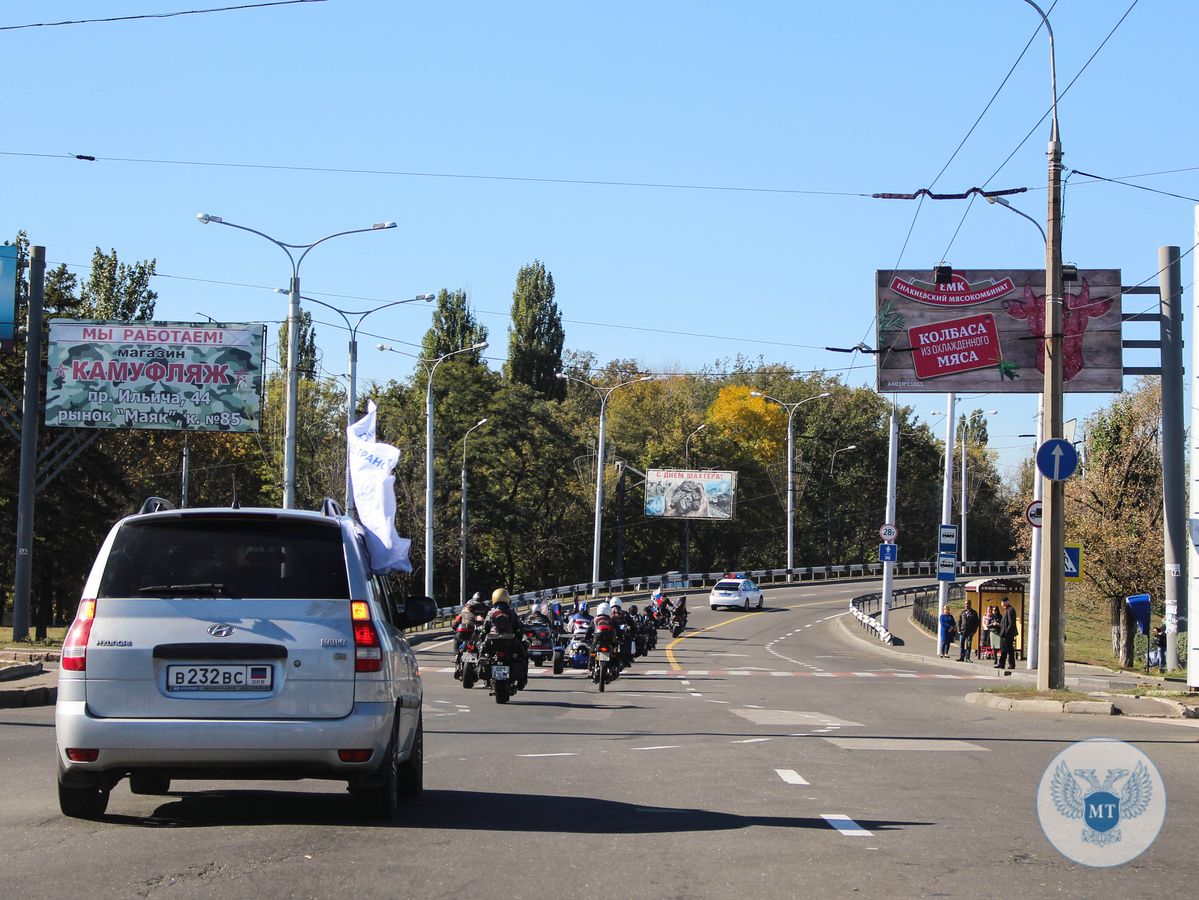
[709,575,764,611]
[55,497,436,820]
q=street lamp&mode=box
[196,212,396,508]
[682,423,708,579]
[826,444,858,561]
[460,417,489,606]
[379,340,489,599]
[277,290,434,514]
[751,391,832,575]
[557,371,654,592]
[960,409,998,567]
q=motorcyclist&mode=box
[609,597,635,667]
[568,601,593,636]
[590,602,616,671]
[452,591,490,652]
[673,595,689,630]
[482,587,528,689]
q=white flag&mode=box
[347,401,411,574]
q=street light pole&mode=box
[283,291,434,514]
[826,444,858,561]
[558,372,653,593]
[197,213,396,508]
[460,417,488,607]
[753,391,831,576]
[683,423,708,579]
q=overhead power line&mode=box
[0,0,324,31]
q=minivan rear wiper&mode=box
[137,583,229,596]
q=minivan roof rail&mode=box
[321,497,345,518]
[139,496,176,514]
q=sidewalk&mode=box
[840,607,1197,718]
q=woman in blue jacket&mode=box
[938,605,957,658]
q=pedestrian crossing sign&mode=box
[1063,544,1083,581]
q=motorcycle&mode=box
[670,607,688,638]
[632,618,651,657]
[590,623,619,692]
[524,619,555,668]
[455,614,487,689]
[557,617,592,675]
[479,633,521,704]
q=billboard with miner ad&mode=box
[645,469,737,520]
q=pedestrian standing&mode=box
[995,597,1018,670]
[1153,623,1168,671]
[957,599,980,662]
[938,605,956,658]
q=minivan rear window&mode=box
[98,517,350,600]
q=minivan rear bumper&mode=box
[55,699,393,781]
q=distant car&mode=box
[55,498,437,820]
[709,576,763,611]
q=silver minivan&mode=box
[55,499,435,820]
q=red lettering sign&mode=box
[908,313,1003,379]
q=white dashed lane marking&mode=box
[518,753,578,758]
[822,814,873,837]
[775,769,810,785]
[632,745,682,751]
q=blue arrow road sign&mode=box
[1036,438,1079,481]
[879,543,898,563]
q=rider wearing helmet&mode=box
[609,597,634,667]
[483,587,528,689]
[452,591,490,651]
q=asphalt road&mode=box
[3,579,1196,899]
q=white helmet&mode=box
[611,597,623,609]
[596,602,611,617]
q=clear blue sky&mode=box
[4,0,1195,485]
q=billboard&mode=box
[46,320,267,432]
[645,469,737,520]
[875,269,1122,393]
[0,244,17,352]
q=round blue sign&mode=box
[1036,438,1079,481]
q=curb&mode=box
[0,684,57,709]
[0,662,44,682]
[965,691,1114,715]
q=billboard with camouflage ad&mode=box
[45,320,267,432]
[645,469,737,520]
[875,269,1123,393]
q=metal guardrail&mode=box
[411,559,1033,634]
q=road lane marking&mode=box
[732,738,771,744]
[823,738,987,752]
[775,769,810,785]
[518,753,578,758]
[822,814,872,837]
[665,610,761,670]
[414,639,455,653]
[632,745,682,751]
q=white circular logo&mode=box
[1037,738,1166,867]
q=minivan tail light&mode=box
[351,600,381,672]
[62,599,97,672]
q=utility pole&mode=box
[1158,246,1184,671]
[12,246,45,641]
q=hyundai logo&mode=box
[207,623,236,637]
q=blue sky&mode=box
[4,0,1195,484]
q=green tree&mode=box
[421,288,488,362]
[1066,381,1164,663]
[505,261,565,400]
[277,310,317,379]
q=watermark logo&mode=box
[1037,738,1166,867]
